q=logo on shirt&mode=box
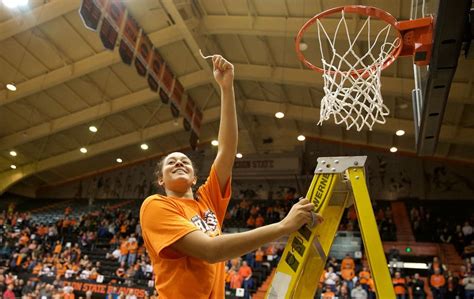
[190,210,219,237]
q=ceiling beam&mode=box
[0,25,183,107]
[201,15,392,42]
[243,99,474,146]
[181,64,471,104]
[0,106,221,195]
[0,0,80,42]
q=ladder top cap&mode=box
[315,156,367,174]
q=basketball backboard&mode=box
[412,0,472,156]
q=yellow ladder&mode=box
[265,156,395,299]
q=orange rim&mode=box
[295,5,403,76]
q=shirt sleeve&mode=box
[197,164,231,225]
[140,198,198,259]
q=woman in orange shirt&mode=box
[140,55,321,299]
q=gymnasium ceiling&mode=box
[0,0,473,195]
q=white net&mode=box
[315,11,401,131]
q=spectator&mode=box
[3,284,15,299]
[238,261,253,291]
[341,263,355,291]
[393,271,407,299]
[463,273,474,299]
[410,273,426,299]
[351,281,368,299]
[127,236,138,267]
[430,268,446,299]
[341,254,355,270]
[324,266,339,292]
[358,266,371,293]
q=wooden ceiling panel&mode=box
[237,81,266,99]
[15,29,65,70]
[159,40,201,76]
[110,63,149,92]
[212,34,248,63]
[63,10,105,53]
[125,1,171,33]
[45,84,89,113]
[0,37,48,79]
[3,100,47,132]
[39,16,93,61]
[86,68,131,100]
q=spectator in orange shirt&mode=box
[119,239,129,264]
[430,268,446,299]
[322,285,336,299]
[393,271,407,299]
[238,261,253,291]
[255,214,265,227]
[341,263,356,291]
[246,215,256,228]
[359,266,371,292]
[341,253,355,270]
[53,241,62,255]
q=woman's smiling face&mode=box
[158,152,196,193]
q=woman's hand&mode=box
[279,198,324,234]
[212,55,234,89]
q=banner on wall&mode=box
[79,0,203,149]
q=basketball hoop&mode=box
[296,5,433,131]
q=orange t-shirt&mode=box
[359,271,371,284]
[140,164,231,299]
[430,274,446,288]
[238,265,252,279]
[341,257,355,270]
[341,268,355,281]
[393,277,406,295]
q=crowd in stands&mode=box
[0,201,158,298]
[0,187,473,299]
[409,203,474,257]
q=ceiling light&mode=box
[236,153,243,159]
[390,147,398,153]
[116,158,123,163]
[2,0,28,9]
[10,164,16,169]
[89,126,98,133]
[396,129,405,136]
[275,112,285,119]
[9,151,17,157]
[6,83,16,91]
[140,143,149,150]
[80,147,88,153]
[297,135,306,141]
[299,41,308,51]
[211,140,218,146]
